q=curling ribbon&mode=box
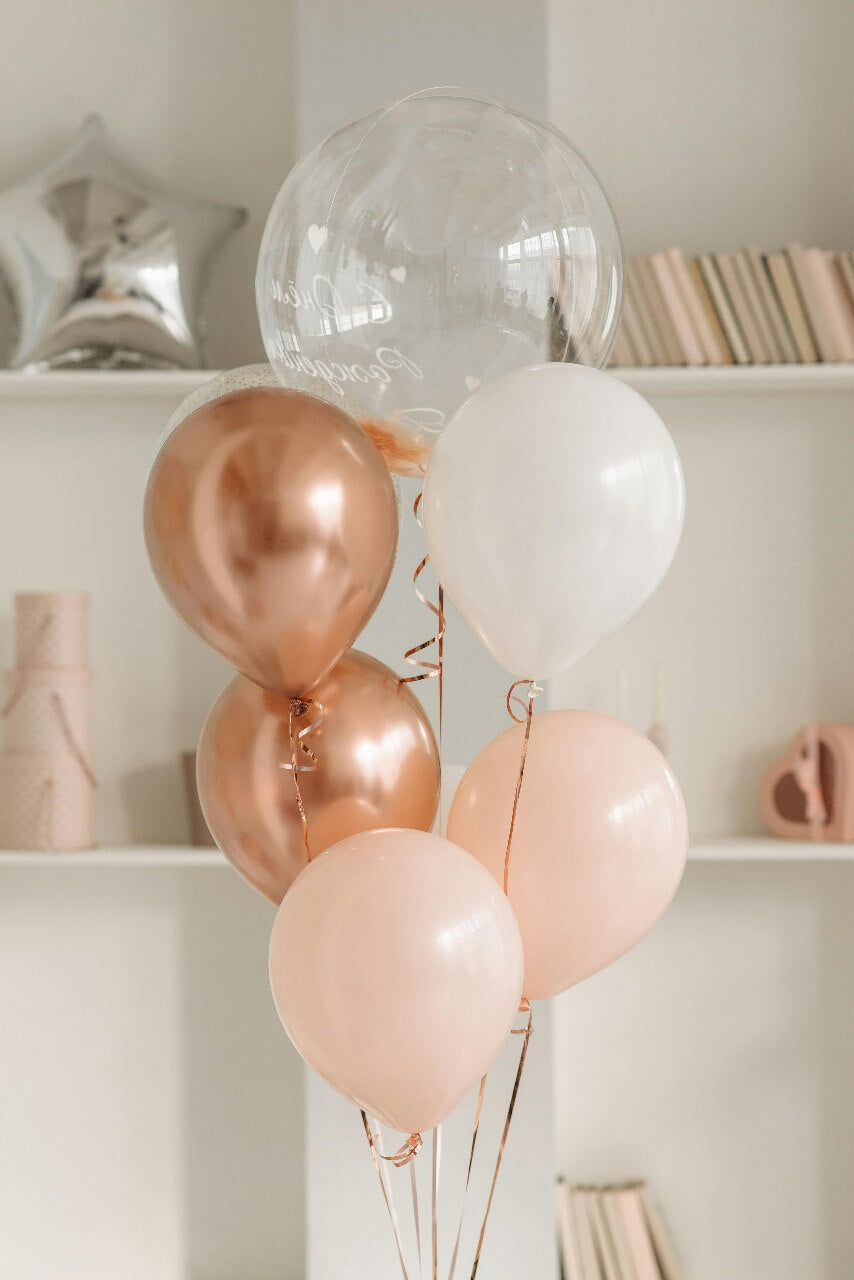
[282,696,324,861]
[503,679,543,894]
[400,493,445,689]
[399,490,445,823]
[468,999,534,1279]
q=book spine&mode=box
[766,251,817,362]
[804,248,854,360]
[735,248,779,361]
[638,1185,682,1280]
[556,1179,584,1280]
[685,257,733,363]
[716,252,767,363]
[621,287,654,367]
[666,247,725,364]
[785,242,835,360]
[651,251,705,364]
[637,256,686,366]
[626,257,667,365]
[613,1187,661,1280]
[571,1187,603,1280]
[697,254,750,364]
[746,246,797,362]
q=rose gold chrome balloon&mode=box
[197,650,440,903]
[144,387,398,697]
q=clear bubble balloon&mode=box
[256,88,623,475]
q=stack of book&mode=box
[556,1179,680,1280]
[608,245,854,366]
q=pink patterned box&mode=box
[0,751,94,851]
[14,592,89,669]
[3,668,91,754]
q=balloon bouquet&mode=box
[144,89,687,1276]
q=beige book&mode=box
[685,257,733,363]
[697,254,750,363]
[621,287,654,366]
[766,251,817,362]
[626,257,667,365]
[571,1188,603,1280]
[834,252,854,317]
[607,318,638,368]
[639,1185,681,1280]
[735,248,780,361]
[636,255,685,365]
[588,1191,625,1280]
[785,242,835,360]
[745,246,797,362]
[556,1180,585,1280]
[804,248,854,360]
[715,252,765,362]
[612,1187,659,1280]
[651,250,705,364]
[601,1191,639,1280]
[666,246,725,364]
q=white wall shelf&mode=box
[0,846,227,868]
[1,363,854,404]
[1,837,852,869]
[616,364,854,395]
[0,369,215,400]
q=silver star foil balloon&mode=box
[0,115,247,370]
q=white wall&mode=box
[548,0,854,251]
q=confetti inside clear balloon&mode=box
[256,88,623,475]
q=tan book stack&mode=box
[0,593,95,851]
[556,1179,681,1280]
[609,246,854,367]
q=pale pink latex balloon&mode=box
[268,828,524,1134]
[447,711,688,999]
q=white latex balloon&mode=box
[422,364,685,680]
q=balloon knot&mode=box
[290,697,309,718]
[382,1132,423,1167]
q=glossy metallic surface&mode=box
[197,650,440,903]
[144,386,398,697]
[0,115,245,370]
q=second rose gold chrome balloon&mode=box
[197,650,440,903]
[144,386,398,697]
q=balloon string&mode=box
[468,1000,534,1280]
[400,493,445,689]
[502,680,543,895]
[283,697,324,862]
[399,491,445,826]
[446,1076,486,1280]
[362,1112,412,1280]
[432,1125,442,1280]
[411,1157,423,1280]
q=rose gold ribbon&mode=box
[445,1080,483,1280]
[280,696,324,861]
[503,680,542,894]
[399,493,445,733]
[362,1112,413,1280]
[381,1131,424,1168]
[468,1000,534,1279]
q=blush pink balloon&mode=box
[269,828,523,1135]
[447,710,688,999]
